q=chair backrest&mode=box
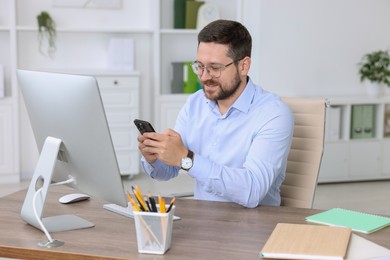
[280,97,328,209]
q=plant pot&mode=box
[365,82,384,97]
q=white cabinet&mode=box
[96,73,140,175]
[0,0,19,182]
[319,95,390,183]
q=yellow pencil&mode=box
[158,195,166,213]
[127,191,141,212]
[134,185,148,212]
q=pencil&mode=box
[166,197,176,213]
[158,195,166,213]
[126,191,141,212]
[132,185,148,211]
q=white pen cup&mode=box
[133,205,175,254]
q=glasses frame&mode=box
[191,60,235,78]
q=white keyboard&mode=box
[103,203,181,220]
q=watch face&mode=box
[181,157,193,170]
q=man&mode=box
[137,20,294,208]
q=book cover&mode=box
[260,223,351,260]
[306,208,390,234]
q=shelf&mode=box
[160,29,199,34]
[16,26,153,34]
[319,95,390,183]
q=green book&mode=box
[306,208,390,234]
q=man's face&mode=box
[196,42,242,101]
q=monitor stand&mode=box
[20,136,95,233]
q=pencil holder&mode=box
[133,205,175,254]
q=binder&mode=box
[326,106,341,141]
[174,0,187,29]
[171,62,184,93]
[185,0,204,29]
[350,104,375,139]
[306,208,390,234]
[183,62,198,93]
[0,64,4,98]
[260,223,351,260]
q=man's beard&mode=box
[202,71,242,101]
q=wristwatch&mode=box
[181,150,194,171]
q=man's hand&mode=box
[137,134,158,163]
[140,129,188,167]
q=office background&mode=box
[1,0,390,187]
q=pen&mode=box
[148,194,158,212]
[166,197,176,213]
[144,197,152,212]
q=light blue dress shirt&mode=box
[141,77,294,208]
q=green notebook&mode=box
[306,208,390,234]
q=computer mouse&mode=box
[59,193,91,204]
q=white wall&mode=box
[257,0,390,97]
[18,0,390,178]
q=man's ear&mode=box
[239,56,251,76]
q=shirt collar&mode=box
[206,76,257,115]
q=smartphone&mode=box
[133,119,156,134]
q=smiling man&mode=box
[137,19,294,208]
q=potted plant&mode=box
[37,11,56,57]
[358,50,390,96]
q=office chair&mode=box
[280,97,328,209]
[171,97,328,209]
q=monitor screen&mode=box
[17,69,128,233]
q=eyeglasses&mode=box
[191,61,235,78]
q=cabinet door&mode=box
[156,95,188,131]
[349,141,381,179]
[97,75,140,175]
[318,143,349,182]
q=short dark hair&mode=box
[198,19,252,61]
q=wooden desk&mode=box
[0,187,389,260]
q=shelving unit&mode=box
[319,95,390,183]
[0,0,154,180]
[153,0,243,131]
[0,0,19,183]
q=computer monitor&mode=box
[17,69,128,234]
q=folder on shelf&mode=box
[260,223,351,260]
[174,0,188,29]
[306,208,390,234]
[171,62,199,94]
[350,104,375,139]
[0,64,4,98]
[185,0,205,29]
[171,62,184,93]
[326,106,341,141]
[183,62,199,93]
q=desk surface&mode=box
[0,187,389,260]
